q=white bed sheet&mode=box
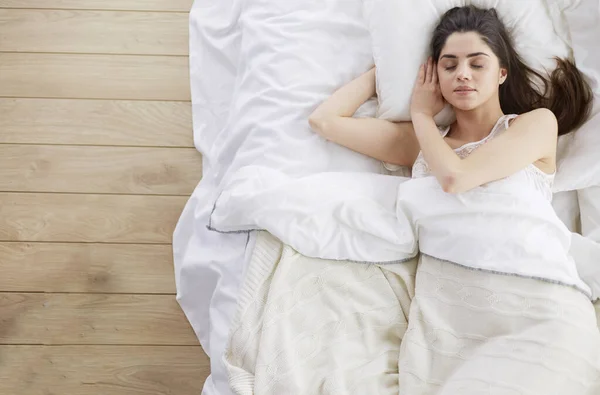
[173,1,248,395]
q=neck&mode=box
[452,99,504,142]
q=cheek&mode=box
[475,81,498,100]
[478,70,500,89]
[438,74,453,96]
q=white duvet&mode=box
[209,165,590,296]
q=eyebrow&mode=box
[440,52,490,59]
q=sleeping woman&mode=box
[309,5,600,394]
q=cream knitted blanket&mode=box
[224,231,600,395]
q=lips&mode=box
[454,86,476,92]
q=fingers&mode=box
[426,57,433,83]
[418,57,438,85]
[418,63,425,84]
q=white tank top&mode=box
[410,114,556,200]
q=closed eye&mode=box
[444,65,484,71]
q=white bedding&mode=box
[552,0,600,192]
[209,164,590,295]
[174,2,248,395]
[580,186,600,242]
[176,1,382,394]
[176,0,600,394]
[553,190,581,233]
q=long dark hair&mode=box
[431,5,593,136]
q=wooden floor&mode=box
[0,1,210,394]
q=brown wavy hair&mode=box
[430,5,593,136]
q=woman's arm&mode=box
[411,58,557,194]
[411,109,557,193]
[309,67,420,167]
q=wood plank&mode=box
[0,193,187,243]
[0,145,202,195]
[0,0,194,12]
[0,53,191,101]
[0,98,193,147]
[0,293,198,345]
[0,345,208,395]
[0,243,176,293]
[0,9,188,55]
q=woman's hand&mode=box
[410,57,445,118]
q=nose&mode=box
[456,63,472,81]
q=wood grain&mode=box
[0,193,187,243]
[0,345,208,395]
[0,98,193,147]
[0,53,191,101]
[0,145,202,195]
[0,293,198,345]
[0,4,209,392]
[0,0,194,12]
[0,242,176,293]
[0,9,188,55]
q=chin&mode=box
[448,100,479,111]
[442,93,478,112]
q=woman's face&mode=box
[436,31,507,111]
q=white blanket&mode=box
[209,166,592,297]
[224,232,600,395]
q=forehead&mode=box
[441,31,491,57]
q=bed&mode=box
[174,0,600,394]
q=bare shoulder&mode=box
[509,108,558,135]
[508,109,558,172]
[529,107,557,127]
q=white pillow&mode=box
[551,0,600,192]
[363,0,571,122]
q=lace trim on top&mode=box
[411,114,555,199]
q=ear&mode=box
[499,68,508,85]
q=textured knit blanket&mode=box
[223,231,600,395]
